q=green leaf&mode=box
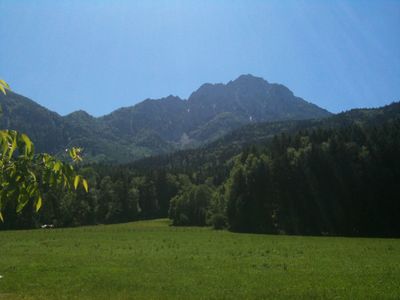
[82,179,89,193]
[0,131,9,156]
[0,84,5,95]
[16,194,29,213]
[0,79,10,89]
[20,133,33,156]
[28,170,37,182]
[35,195,42,212]
[8,134,17,159]
[53,161,62,172]
[74,175,80,190]
[0,212,3,222]
[69,147,83,162]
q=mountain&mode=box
[0,91,66,153]
[0,74,331,162]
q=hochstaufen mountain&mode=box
[0,74,331,162]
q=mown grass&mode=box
[0,219,399,299]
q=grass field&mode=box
[0,219,399,299]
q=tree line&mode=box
[1,118,399,237]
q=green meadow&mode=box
[0,219,399,299]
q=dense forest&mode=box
[1,103,399,237]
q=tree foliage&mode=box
[169,184,212,226]
[0,80,87,221]
[222,121,400,236]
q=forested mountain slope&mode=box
[130,101,400,174]
[2,101,398,237]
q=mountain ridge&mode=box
[0,74,331,162]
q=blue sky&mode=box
[1,0,399,116]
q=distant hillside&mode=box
[0,75,330,162]
[130,102,400,173]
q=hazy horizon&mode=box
[1,0,399,116]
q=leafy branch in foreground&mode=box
[0,79,87,221]
[0,79,10,96]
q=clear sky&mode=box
[1,0,399,116]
